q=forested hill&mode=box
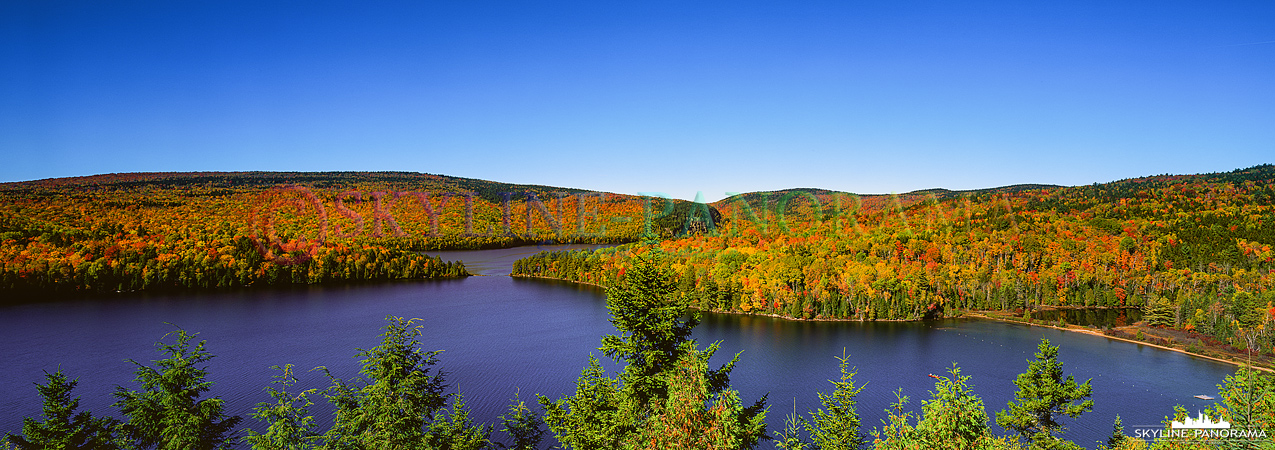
[709,166,1275,225]
[711,183,1063,218]
[0,171,596,205]
[514,164,1275,350]
[0,171,716,294]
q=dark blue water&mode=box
[0,245,1238,448]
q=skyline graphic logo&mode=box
[1170,411,1230,430]
[1134,411,1267,444]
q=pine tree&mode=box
[1142,297,1174,328]
[113,328,242,450]
[996,339,1094,450]
[5,370,120,450]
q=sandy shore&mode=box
[966,312,1273,374]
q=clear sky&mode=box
[2,1,1272,201]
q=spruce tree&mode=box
[625,347,764,450]
[540,256,767,449]
[243,364,321,450]
[320,316,489,449]
[914,365,993,449]
[113,328,242,450]
[1097,415,1126,450]
[996,339,1094,450]
[599,256,705,407]
[6,370,120,450]
[806,350,865,450]
[496,393,545,450]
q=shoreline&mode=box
[511,275,928,322]
[968,312,1273,373]
[510,274,607,289]
[515,274,1270,373]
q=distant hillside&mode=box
[709,166,1275,227]
[0,171,716,294]
[515,164,1275,341]
[712,183,1063,209]
[0,171,595,203]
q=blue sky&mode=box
[2,1,1272,201]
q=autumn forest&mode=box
[3,166,1275,449]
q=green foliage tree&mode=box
[1141,297,1170,328]
[539,356,634,450]
[996,339,1094,450]
[243,365,321,450]
[870,366,1016,450]
[1143,297,1175,328]
[599,257,706,407]
[1141,367,1274,449]
[1213,366,1275,435]
[1228,291,1263,330]
[1096,415,1128,450]
[626,347,766,450]
[495,393,545,450]
[913,365,995,449]
[5,370,120,450]
[773,404,811,450]
[423,394,492,450]
[539,256,767,450]
[806,350,866,450]
[868,389,916,450]
[320,316,489,450]
[113,328,242,450]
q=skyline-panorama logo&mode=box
[1134,411,1268,444]
[1171,411,1230,429]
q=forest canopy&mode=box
[513,165,1275,355]
[0,171,714,294]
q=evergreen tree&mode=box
[539,356,633,450]
[423,394,493,450]
[1096,415,1126,450]
[806,350,865,450]
[870,366,1017,450]
[996,339,1094,450]
[113,328,242,450]
[496,393,545,450]
[913,365,994,449]
[1142,297,1174,328]
[539,256,767,449]
[625,347,765,450]
[1212,366,1275,436]
[320,316,489,450]
[243,365,321,450]
[773,405,810,450]
[599,256,706,407]
[5,370,120,450]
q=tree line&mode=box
[514,165,1275,352]
[1,172,723,296]
[8,259,1272,450]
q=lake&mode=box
[0,245,1238,448]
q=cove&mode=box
[0,245,1239,448]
